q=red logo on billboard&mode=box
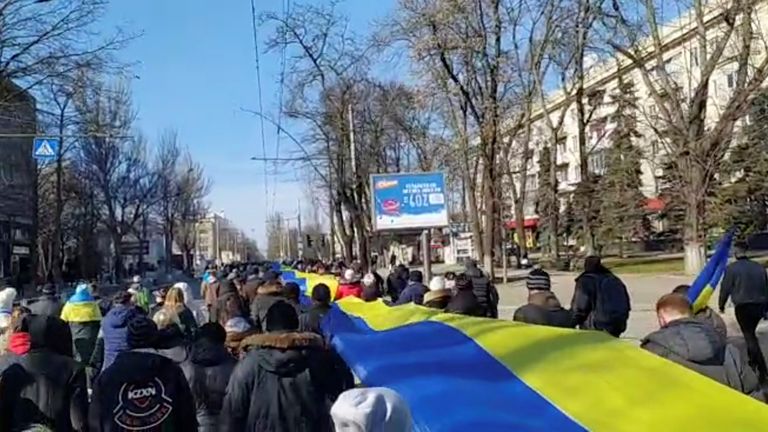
[382,199,400,214]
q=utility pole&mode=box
[297,200,304,259]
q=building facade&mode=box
[509,3,765,228]
[0,81,37,285]
[195,213,257,265]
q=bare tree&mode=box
[74,80,156,278]
[605,0,768,272]
[0,0,134,103]
[154,129,181,272]
[173,151,211,272]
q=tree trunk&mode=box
[112,233,124,279]
[482,167,495,277]
[684,197,706,274]
[549,141,560,260]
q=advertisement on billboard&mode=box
[371,172,449,231]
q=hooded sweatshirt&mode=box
[89,349,197,431]
[331,387,413,432]
[101,304,143,371]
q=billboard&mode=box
[371,172,449,231]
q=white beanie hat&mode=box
[331,387,413,432]
[428,276,446,292]
[225,317,252,333]
[0,287,18,329]
[362,273,376,287]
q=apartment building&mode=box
[508,2,767,229]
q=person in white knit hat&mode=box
[424,276,452,310]
[331,387,413,432]
[0,287,18,352]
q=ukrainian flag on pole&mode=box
[687,231,734,313]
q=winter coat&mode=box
[250,284,285,333]
[695,306,728,340]
[299,303,332,335]
[181,338,237,431]
[445,290,484,317]
[101,304,144,371]
[465,265,497,317]
[571,271,630,336]
[395,282,428,306]
[720,257,768,310]
[28,294,63,317]
[386,271,407,302]
[424,289,453,310]
[513,292,575,328]
[0,315,88,432]
[60,297,102,364]
[220,332,349,432]
[335,282,364,301]
[642,317,764,399]
[225,329,259,359]
[88,349,197,432]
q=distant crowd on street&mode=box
[0,241,767,431]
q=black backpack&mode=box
[592,274,631,324]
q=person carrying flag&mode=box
[719,241,768,383]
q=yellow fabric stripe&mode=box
[295,272,339,300]
[60,301,102,323]
[337,300,768,431]
[693,285,715,314]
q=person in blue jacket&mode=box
[98,291,144,372]
[395,271,428,306]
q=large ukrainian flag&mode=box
[323,298,768,431]
[687,231,733,313]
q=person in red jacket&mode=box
[335,269,364,300]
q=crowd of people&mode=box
[0,245,767,430]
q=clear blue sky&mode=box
[101,0,396,248]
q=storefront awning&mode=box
[504,217,538,229]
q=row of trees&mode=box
[36,78,211,281]
[0,0,211,281]
[262,0,768,274]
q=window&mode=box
[690,49,699,67]
[727,72,736,89]
[557,138,567,156]
[588,150,607,175]
[556,165,569,183]
[526,174,538,190]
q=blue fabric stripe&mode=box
[323,306,585,432]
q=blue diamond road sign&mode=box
[33,137,59,161]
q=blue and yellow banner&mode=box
[324,299,768,431]
[688,231,733,312]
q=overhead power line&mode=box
[250,0,270,212]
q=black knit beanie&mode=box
[265,300,299,332]
[127,315,159,349]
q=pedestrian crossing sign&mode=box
[33,137,59,161]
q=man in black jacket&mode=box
[719,242,768,382]
[465,261,499,318]
[445,274,483,317]
[181,323,237,431]
[386,265,409,303]
[571,256,631,337]
[0,314,88,432]
[643,293,764,400]
[513,269,574,328]
[221,300,349,431]
[89,315,197,431]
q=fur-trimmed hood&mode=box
[241,331,324,350]
[242,331,326,377]
[257,283,284,296]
